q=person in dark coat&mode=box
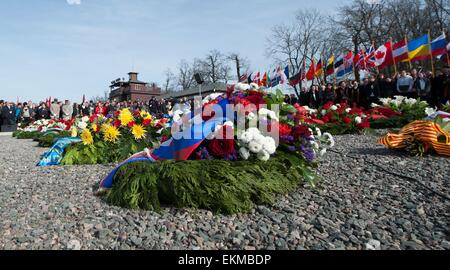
[1,101,17,125]
[361,76,380,109]
[323,83,335,104]
[36,103,50,120]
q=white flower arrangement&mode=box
[425,107,437,116]
[235,83,250,91]
[238,128,277,161]
[258,108,279,122]
[355,116,362,124]
[77,121,88,130]
[310,128,335,158]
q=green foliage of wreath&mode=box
[104,151,317,214]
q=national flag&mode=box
[334,54,344,69]
[392,39,409,63]
[252,72,261,84]
[260,72,268,87]
[431,32,447,57]
[439,42,450,64]
[374,41,393,70]
[269,66,281,87]
[280,66,289,84]
[365,45,376,68]
[301,59,307,80]
[315,58,323,78]
[343,51,354,74]
[325,55,334,76]
[353,50,362,70]
[407,34,431,62]
[239,73,248,83]
[335,54,345,77]
[289,71,302,86]
[306,60,315,81]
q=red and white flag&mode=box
[374,41,393,70]
[392,39,409,63]
[252,71,261,84]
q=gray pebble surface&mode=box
[0,131,448,250]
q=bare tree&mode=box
[162,68,175,93]
[266,9,326,96]
[228,53,250,81]
[200,50,232,83]
[177,60,195,90]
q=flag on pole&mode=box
[289,70,302,86]
[374,41,394,70]
[252,72,261,84]
[280,66,289,84]
[335,54,345,77]
[365,45,376,68]
[392,39,409,63]
[315,58,323,78]
[406,34,431,62]
[260,72,268,87]
[306,60,315,81]
[439,42,450,63]
[431,32,447,57]
[239,73,248,83]
[344,51,354,74]
[325,55,335,76]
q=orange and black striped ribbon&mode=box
[378,121,450,157]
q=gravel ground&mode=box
[0,132,448,250]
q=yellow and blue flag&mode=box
[407,34,431,62]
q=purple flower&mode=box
[287,114,295,121]
[288,146,296,152]
[300,145,315,161]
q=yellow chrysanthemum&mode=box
[131,124,147,140]
[118,109,134,126]
[81,129,94,145]
[91,124,98,132]
[140,111,152,120]
[104,125,121,143]
[101,123,111,133]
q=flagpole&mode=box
[405,35,413,70]
[428,30,435,77]
[390,37,398,77]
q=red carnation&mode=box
[127,121,135,128]
[357,121,370,129]
[114,111,120,117]
[143,119,151,126]
[244,95,266,109]
[207,126,235,158]
[342,117,352,124]
[89,115,98,123]
[113,120,121,128]
[278,122,292,137]
[291,125,312,140]
[323,102,334,110]
[321,116,330,123]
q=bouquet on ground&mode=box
[99,83,335,214]
[61,109,169,165]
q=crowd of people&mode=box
[1,68,449,130]
[0,97,182,128]
[285,68,450,109]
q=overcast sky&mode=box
[0,0,347,102]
